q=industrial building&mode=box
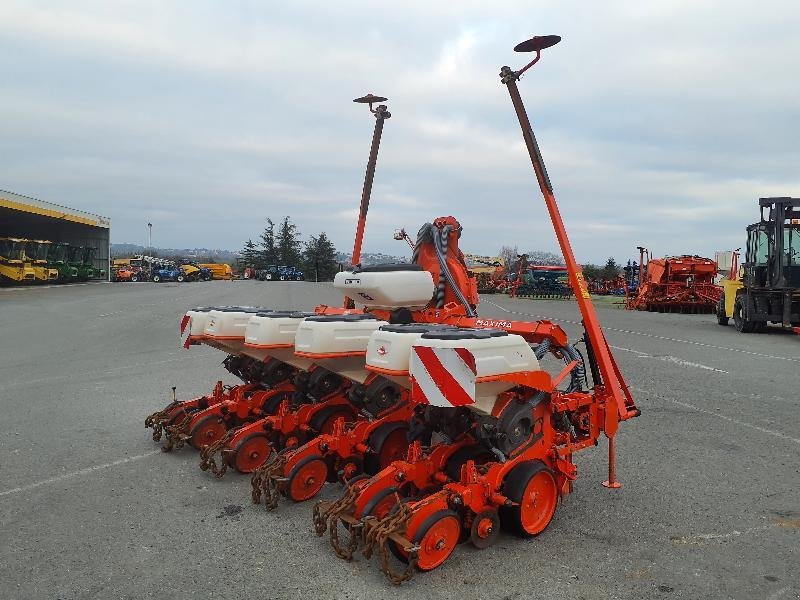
[0,189,110,281]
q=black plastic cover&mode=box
[255,311,315,319]
[304,314,381,322]
[379,324,453,334]
[352,263,422,273]
[421,328,508,340]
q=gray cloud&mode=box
[1,0,798,263]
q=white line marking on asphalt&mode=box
[631,386,800,445]
[610,345,729,373]
[5,355,195,389]
[669,398,800,445]
[0,450,160,498]
[671,524,773,544]
[483,300,800,363]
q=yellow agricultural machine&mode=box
[0,237,35,283]
[23,239,59,282]
[198,263,233,280]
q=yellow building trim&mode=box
[0,197,99,227]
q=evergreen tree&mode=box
[258,218,277,268]
[601,257,621,280]
[240,238,259,267]
[276,216,302,266]
[303,232,338,281]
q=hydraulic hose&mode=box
[413,222,476,317]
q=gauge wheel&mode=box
[188,415,227,449]
[500,460,558,537]
[230,433,272,473]
[285,455,328,502]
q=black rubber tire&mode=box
[265,273,273,280]
[280,275,286,281]
[284,454,328,502]
[307,406,354,434]
[716,295,729,326]
[362,423,409,475]
[361,486,400,519]
[177,275,185,282]
[444,445,496,482]
[229,432,271,473]
[152,275,161,283]
[733,297,755,333]
[499,460,558,538]
[408,509,461,571]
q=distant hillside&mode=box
[335,251,410,266]
[111,243,238,263]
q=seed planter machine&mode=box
[143,38,639,583]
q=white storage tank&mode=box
[366,323,454,389]
[184,306,224,340]
[333,264,434,310]
[412,328,540,415]
[242,311,316,370]
[294,314,388,384]
[204,307,269,354]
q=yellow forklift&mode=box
[717,197,800,333]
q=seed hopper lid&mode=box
[255,311,315,319]
[379,323,454,334]
[421,328,508,340]
[304,314,380,322]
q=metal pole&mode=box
[351,107,389,266]
[500,67,627,440]
[344,96,391,309]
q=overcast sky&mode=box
[2,1,798,263]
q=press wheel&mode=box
[500,460,558,536]
[408,510,461,571]
[189,415,227,449]
[285,455,328,502]
[230,433,272,473]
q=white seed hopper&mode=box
[294,314,388,384]
[412,328,540,415]
[203,307,270,354]
[242,311,316,371]
[333,264,434,310]
[365,323,454,389]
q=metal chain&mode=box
[362,503,419,585]
[198,428,237,478]
[313,483,365,560]
[250,452,287,511]
[160,414,191,452]
[144,400,181,442]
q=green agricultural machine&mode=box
[48,242,79,281]
[65,245,105,281]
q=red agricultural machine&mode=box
[144,37,639,583]
[625,246,722,313]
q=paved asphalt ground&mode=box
[0,281,797,600]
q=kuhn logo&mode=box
[359,292,375,301]
[377,345,387,356]
[344,278,361,285]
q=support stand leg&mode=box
[602,436,622,489]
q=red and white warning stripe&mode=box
[410,346,476,407]
[179,314,191,349]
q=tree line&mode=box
[240,216,339,281]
